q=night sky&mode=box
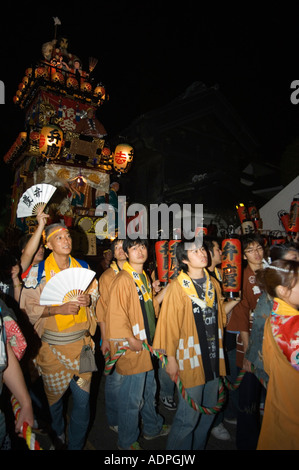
[1,3,299,206]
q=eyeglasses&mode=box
[244,246,263,255]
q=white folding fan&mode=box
[40,267,96,305]
[17,183,57,218]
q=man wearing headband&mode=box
[20,223,99,450]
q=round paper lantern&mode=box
[66,76,79,90]
[25,68,32,77]
[241,219,255,234]
[51,71,64,84]
[39,124,63,160]
[155,240,169,283]
[94,84,106,99]
[221,237,242,299]
[113,143,134,174]
[35,67,49,80]
[80,81,92,93]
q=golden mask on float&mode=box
[112,143,134,174]
[39,124,63,160]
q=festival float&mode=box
[3,20,134,259]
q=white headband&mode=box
[262,258,289,273]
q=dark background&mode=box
[1,2,299,213]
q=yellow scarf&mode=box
[272,297,299,317]
[177,269,215,309]
[110,261,120,275]
[122,261,152,303]
[45,253,87,331]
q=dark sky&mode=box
[1,2,299,200]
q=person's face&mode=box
[184,244,208,270]
[32,244,45,264]
[243,242,264,266]
[114,242,126,262]
[211,241,222,265]
[279,277,299,309]
[126,243,148,265]
[283,249,299,261]
[47,228,72,255]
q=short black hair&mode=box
[241,233,264,252]
[122,237,148,254]
[176,237,204,273]
[111,238,123,258]
[203,236,222,256]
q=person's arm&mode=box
[3,342,34,434]
[11,264,22,302]
[20,208,49,273]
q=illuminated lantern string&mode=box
[288,193,299,236]
[113,143,134,174]
[221,237,242,299]
[39,124,63,160]
[155,240,169,283]
[168,239,181,282]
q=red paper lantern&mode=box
[288,194,299,235]
[278,210,290,233]
[168,240,181,282]
[66,76,79,90]
[236,203,248,224]
[155,241,169,283]
[221,238,242,299]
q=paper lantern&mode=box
[39,124,63,160]
[51,71,64,84]
[155,240,169,283]
[236,203,248,224]
[35,67,49,80]
[278,210,290,233]
[80,81,92,93]
[221,237,242,299]
[66,76,79,90]
[94,84,106,99]
[241,219,255,234]
[113,143,134,174]
[168,239,181,282]
[288,194,299,235]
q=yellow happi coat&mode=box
[106,269,160,376]
[20,254,99,405]
[153,273,227,388]
[96,262,119,323]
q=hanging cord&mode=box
[104,341,246,414]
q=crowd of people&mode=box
[0,209,298,451]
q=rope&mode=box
[104,341,244,414]
[10,395,42,450]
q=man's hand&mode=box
[166,356,179,382]
[127,337,143,352]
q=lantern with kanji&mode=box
[288,193,299,236]
[113,143,134,174]
[168,239,181,282]
[39,124,63,160]
[221,237,242,299]
[155,240,169,283]
[236,203,248,224]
